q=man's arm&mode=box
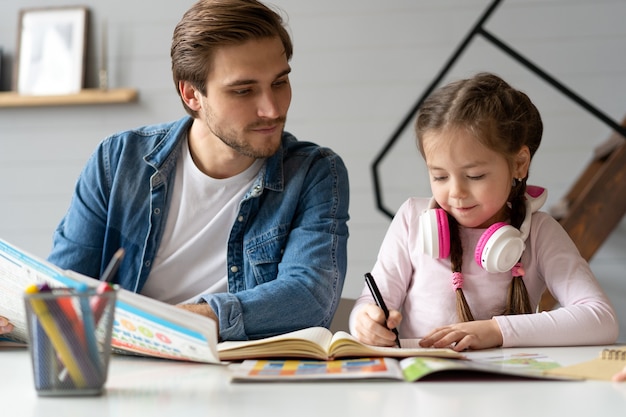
[202,147,350,341]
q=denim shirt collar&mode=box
[143,117,192,187]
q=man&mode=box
[1,0,349,341]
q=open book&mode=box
[544,346,626,381]
[217,326,462,361]
[230,353,580,382]
[0,238,221,364]
[0,238,457,364]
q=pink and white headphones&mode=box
[418,185,547,273]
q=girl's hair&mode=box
[415,72,543,322]
[171,0,293,118]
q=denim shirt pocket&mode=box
[245,225,288,286]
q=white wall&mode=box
[1,0,625,338]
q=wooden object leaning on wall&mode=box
[539,115,626,311]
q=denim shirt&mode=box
[47,116,350,341]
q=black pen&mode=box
[364,273,401,348]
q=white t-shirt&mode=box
[141,137,264,304]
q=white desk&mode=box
[1,345,626,417]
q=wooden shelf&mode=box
[0,88,138,108]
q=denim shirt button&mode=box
[237,215,244,222]
[230,265,239,273]
[144,260,151,268]
[153,208,161,215]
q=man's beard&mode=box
[204,108,286,159]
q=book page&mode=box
[218,327,334,361]
[400,354,578,382]
[328,331,463,359]
[230,357,405,382]
[0,239,80,343]
[106,288,220,363]
[0,238,221,364]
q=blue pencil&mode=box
[30,314,56,390]
[77,283,103,379]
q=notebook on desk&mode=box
[544,346,626,381]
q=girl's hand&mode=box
[612,366,626,382]
[352,303,402,347]
[0,316,14,334]
[419,319,503,351]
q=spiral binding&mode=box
[600,348,626,361]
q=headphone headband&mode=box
[419,185,547,273]
[519,185,547,241]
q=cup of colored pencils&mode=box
[23,283,117,396]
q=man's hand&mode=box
[0,316,14,335]
[419,319,503,351]
[177,303,219,339]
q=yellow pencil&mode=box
[25,284,87,388]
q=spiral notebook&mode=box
[544,346,626,381]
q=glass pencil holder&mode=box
[24,285,117,396]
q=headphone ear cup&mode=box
[419,208,450,259]
[474,222,525,273]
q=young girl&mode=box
[350,72,618,351]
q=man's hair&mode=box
[171,0,293,117]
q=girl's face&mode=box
[422,127,529,229]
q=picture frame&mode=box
[14,6,89,95]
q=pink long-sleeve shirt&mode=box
[350,197,618,347]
